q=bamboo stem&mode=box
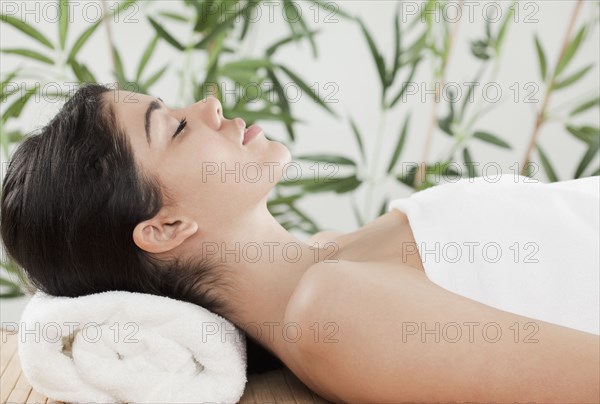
[519,0,584,175]
[413,0,464,188]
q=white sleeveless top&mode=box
[387,174,600,335]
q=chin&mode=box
[267,139,292,166]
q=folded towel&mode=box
[18,290,247,403]
[388,174,600,336]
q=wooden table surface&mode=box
[1,329,331,404]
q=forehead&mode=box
[104,90,155,155]
[105,90,153,114]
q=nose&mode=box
[199,95,223,129]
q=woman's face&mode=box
[106,90,291,240]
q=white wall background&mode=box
[1,0,599,240]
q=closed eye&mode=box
[172,117,187,139]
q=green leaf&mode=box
[575,144,599,178]
[265,29,321,57]
[330,175,362,194]
[0,13,54,49]
[266,68,295,142]
[555,26,586,77]
[111,45,127,87]
[59,0,69,49]
[283,0,318,58]
[534,35,547,81]
[460,67,485,121]
[358,18,387,91]
[471,39,491,61]
[463,147,478,178]
[405,31,426,61]
[267,194,302,207]
[0,48,53,65]
[349,118,366,163]
[570,97,600,116]
[148,16,185,50]
[194,3,250,49]
[495,3,515,53]
[281,0,300,37]
[523,162,535,178]
[439,97,456,136]
[70,59,96,83]
[1,81,19,103]
[378,196,390,217]
[566,125,599,144]
[136,36,159,82]
[536,144,559,182]
[591,167,600,176]
[0,280,24,298]
[0,129,23,159]
[279,174,361,195]
[386,114,411,174]
[553,64,593,90]
[238,0,260,41]
[277,65,337,117]
[7,131,24,143]
[296,154,356,166]
[157,11,190,22]
[395,164,418,188]
[388,57,421,108]
[67,20,102,62]
[222,59,274,71]
[142,64,168,89]
[388,5,402,87]
[473,131,512,149]
[1,124,9,159]
[1,88,36,123]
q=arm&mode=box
[287,259,600,403]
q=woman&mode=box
[1,84,598,403]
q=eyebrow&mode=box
[144,97,164,146]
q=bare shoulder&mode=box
[285,259,345,318]
[285,259,426,322]
[283,259,428,350]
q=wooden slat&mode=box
[0,330,61,404]
[0,331,18,377]
[0,346,21,403]
[310,390,330,404]
[282,369,320,403]
[247,372,276,403]
[238,377,256,404]
[263,370,300,403]
[24,387,47,404]
[6,372,33,403]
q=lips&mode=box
[243,124,263,145]
[234,117,246,144]
[233,117,264,145]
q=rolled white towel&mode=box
[17,290,247,403]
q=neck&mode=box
[208,202,329,358]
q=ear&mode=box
[132,212,199,254]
